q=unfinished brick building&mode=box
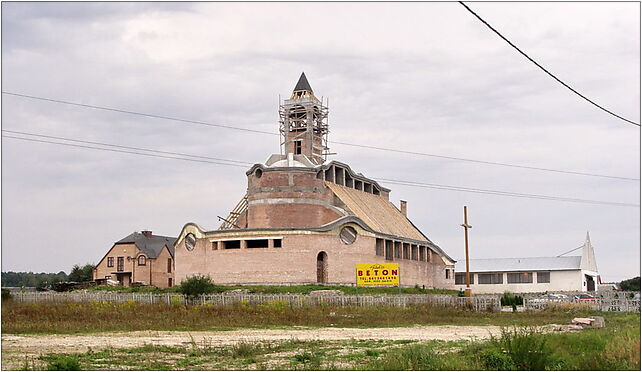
[175,73,456,288]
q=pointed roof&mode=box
[581,231,598,272]
[293,72,313,92]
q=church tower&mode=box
[279,72,329,165]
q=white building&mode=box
[454,233,599,294]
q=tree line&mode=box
[1,264,94,289]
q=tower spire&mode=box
[279,73,330,165]
[293,72,313,93]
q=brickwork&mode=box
[93,243,174,288]
[175,223,450,288]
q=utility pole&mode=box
[460,206,472,297]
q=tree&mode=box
[67,264,94,282]
[620,276,640,291]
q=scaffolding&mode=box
[278,96,330,164]
[218,194,248,230]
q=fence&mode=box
[8,291,501,312]
[524,297,641,312]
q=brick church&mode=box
[173,73,456,288]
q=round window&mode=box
[185,233,196,251]
[339,226,357,245]
[255,168,263,178]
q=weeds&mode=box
[2,301,613,334]
[488,327,555,370]
[43,355,81,370]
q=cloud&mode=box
[1,2,639,281]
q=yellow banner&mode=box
[356,263,399,287]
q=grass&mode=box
[7,317,639,370]
[1,299,621,334]
[85,283,458,295]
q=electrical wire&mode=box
[3,91,638,181]
[459,1,640,127]
[3,132,638,208]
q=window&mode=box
[394,242,401,258]
[445,269,450,279]
[247,239,269,248]
[167,258,172,273]
[107,257,114,267]
[507,272,533,284]
[138,256,146,266]
[117,257,124,272]
[478,273,503,284]
[212,241,218,250]
[273,239,282,248]
[224,240,241,249]
[411,245,418,260]
[419,247,426,262]
[340,227,357,245]
[294,140,302,155]
[375,239,384,256]
[455,273,474,285]
[168,278,173,287]
[403,244,410,260]
[385,240,393,260]
[537,271,550,283]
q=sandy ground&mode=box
[2,325,508,356]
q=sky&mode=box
[1,2,639,282]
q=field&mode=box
[2,300,640,370]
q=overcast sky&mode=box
[2,2,639,282]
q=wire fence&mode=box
[8,291,501,312]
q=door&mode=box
[316,251,328,283]
[586,275,595,291]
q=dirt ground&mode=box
[2,325,509,356]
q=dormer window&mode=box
[138,255,146,266]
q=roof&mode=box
[293,72,313,92]
[454,256,582,273]
[326,182,429,242]
[115,232,177,258]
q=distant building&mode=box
[93,231,176,287]
[454,233,599,294]
[173,73,456,288]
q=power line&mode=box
[375,178,639,208]
[3,91,638,181]
[1,135,248,168]
[3,132,638,208]
[2,129,254,166]
[458,1,641,127]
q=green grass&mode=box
[85,283,457,295]
[7,318,639,371]
[1,300,620,334]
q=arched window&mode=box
[138,255,146,266]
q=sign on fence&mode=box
[356,263,399,286]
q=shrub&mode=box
[178,275,216,298]
[45,355,81,370]
[481,348,515,370]
[500,292,523,311]
[490,327,555,370]
[1,289,12,301]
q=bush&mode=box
[1,289,12,301]
[500,292,523,311]
[178,275,216,298]
[481,348,515,370]
[490,327,555,370]
[46,355,81,370]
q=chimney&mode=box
[142,230,153,238]
[400,200,407,217]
